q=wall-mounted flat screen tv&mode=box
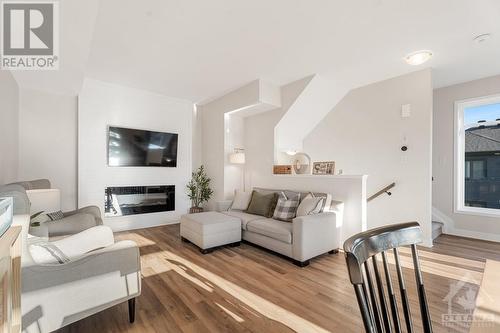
[107,126,178,167]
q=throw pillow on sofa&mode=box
[296,194,325,217]
[231,190,253,210]
[246,191,278,217]
[273,192,300,222]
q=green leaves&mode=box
[186,165,214,208]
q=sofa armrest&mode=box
[22,240,140,288]
[46,213,102,238]
[64,205,103,225]
[21,240,141,332]
[292,212,340,262]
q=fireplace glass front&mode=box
[104,185,175,217]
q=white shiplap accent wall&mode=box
[78,78,194,231]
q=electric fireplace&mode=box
[104,185,175,217]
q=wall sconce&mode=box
[229,148,245,164]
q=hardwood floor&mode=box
[57,225,500,333]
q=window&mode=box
[455,95,500,217]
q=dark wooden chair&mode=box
[343,222,432,333]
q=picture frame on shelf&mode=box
[312,161,335,175]
[273,165,292,175]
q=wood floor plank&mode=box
[56,225,500,333]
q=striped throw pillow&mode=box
[47,210,64,221]
[272,192,300,222]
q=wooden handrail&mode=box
[367,182,396,202]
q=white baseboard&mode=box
[105,218,180,233]
[421,237,434,248]
[443,227,500,243]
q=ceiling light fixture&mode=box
[473,33,491,43]
[404,50,433,66]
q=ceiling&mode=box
[12,0,500,102]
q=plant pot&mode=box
[189,207,204,214]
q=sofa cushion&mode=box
[246,218,293,244]
[222,210,264,230]
[253,188,332,211]
[273,192,300,222]
[296,195,324,217]
[246,191,278,217]
[231,190,252,210]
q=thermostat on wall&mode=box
[401,104,411,118]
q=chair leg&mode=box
[128,298,136,323]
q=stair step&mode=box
[432,221,443,231]
[432,221,443,240]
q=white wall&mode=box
[192,106,202,170]
[78,79,194,231]
[18,89,78,210]
[304,69,434,246]
[433,74,500,241]
[274,75,348,154]
[244,105,367,243]
[224,113,245,197]
[201,71,433,245]
[199,80,278,210]
[0,71,19,185]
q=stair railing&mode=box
[367,182,396,202]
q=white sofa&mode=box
[1,181,141,333]
[222,188,343,266]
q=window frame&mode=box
[454,94,500,218]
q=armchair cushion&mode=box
[29,226,115,265]
[45,213,102,237]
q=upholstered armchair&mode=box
[7,179,103,237]
[1,179,141,333]
[13,214,141,333]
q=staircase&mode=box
[432,221,444,240]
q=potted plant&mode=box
[186,165,214,213]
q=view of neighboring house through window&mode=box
[463,101,500,210]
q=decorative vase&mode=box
[189,207,204,214]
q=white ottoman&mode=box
[180,212,241,253]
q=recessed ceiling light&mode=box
[473,33,491,43]
[404,50,433,66]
